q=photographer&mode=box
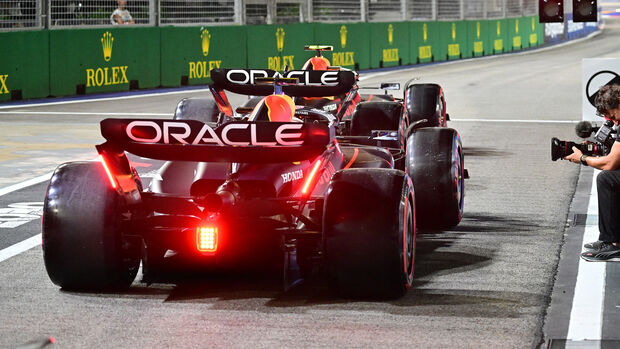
[565,84,620,261]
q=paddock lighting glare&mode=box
[196,226,218,252]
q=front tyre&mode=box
[323,169,415,298]
[404,83,446,128]
[42,162,140,291]
[173,97,220,124]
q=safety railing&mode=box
[1,0,40,29]
[0,0,541,29]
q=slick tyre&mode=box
[404,83,445,128]
[323,169,415,299]
[173,97,220,124]
[241,96,263,109]
[42,162,140,291]
[406,128,464,230]
[349,101,403,136]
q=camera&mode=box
[551,120,616,161]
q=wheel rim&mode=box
[452,141,465,217]
[405,198,415,282]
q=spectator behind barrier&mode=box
[110,0,134,25]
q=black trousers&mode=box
[597,169,620,242]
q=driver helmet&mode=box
[249,94,296,122]
[301,56,331,71]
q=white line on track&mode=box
[566,169,606,342]
[0,174,51,262]
[451,118,579,124]
[0,111,171,116]
[0,88,211,110]
[0,110,581,124]
[0,234,41,263]
[0,116,579,265]
[0,172,53,197]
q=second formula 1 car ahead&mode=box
[42,69,465,299]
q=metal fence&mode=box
[0,0,540,30]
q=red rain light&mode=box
[98,155,118,189]
[302,159,322,195]
[196,226,218,252]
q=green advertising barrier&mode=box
[246,23,315,71]
[0,14,575,103]
[524,16,544,47]
[0,30,49,101]
[410,21,441,63]
[439,21,470,60]
[466,20,489,57]
[369,22,410,68]
[314,23,370,70]
[508,18,525,50]
[49,27,160,96]
[488,19,509,54]
[160,26,247,87]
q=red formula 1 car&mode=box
[42,69,465,298]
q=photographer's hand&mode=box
[564,146,583,164]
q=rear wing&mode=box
[210,68,355,97]
[99,118,332,163]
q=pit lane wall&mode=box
[0,16,598,102]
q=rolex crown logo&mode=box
[201,29,211,56]
[516,19,519,34]
[340,25,347,49]
[101,31,114,62]
[276,28,285,52]
[388,24,394,45]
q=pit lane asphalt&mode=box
[1,20,619,348]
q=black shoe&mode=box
[584,240,606,251]
[581,242,620,262]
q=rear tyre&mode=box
[406,128,464,230]
[169,97,222,194]
[349,101,403,136]
[173,97,220,124]
[241,96,263,109]
[42,162,140,291]
[323,169,415,298]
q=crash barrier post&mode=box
[467,20,489,58]
[368,22,409,68]
[488,19,510,55]
[160,26,247,87]
[409,21,441,64]
[0,30,49,101]
[246,23,316,72]
[525,16,544,48]
[49,27,160,97]
[313,23,370,71]
[439,21,470,61]
[508,17,525,51]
